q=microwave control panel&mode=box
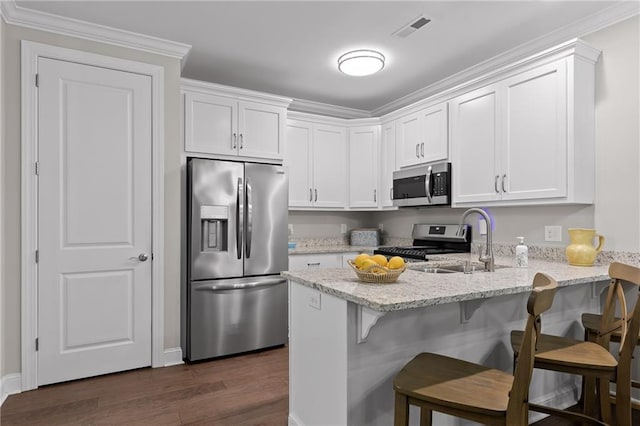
[432,172,449,196]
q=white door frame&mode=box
[21,41,165,391]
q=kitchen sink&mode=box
[411,263,510,274]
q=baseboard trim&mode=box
[163,347,184,367]
[1,373,23,406]
[288,413,302,426]
[528,383,579,423]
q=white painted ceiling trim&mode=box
[181,77,292,108]
[1,1,191,63]
[371,1,640,117]
[289,98,372,120]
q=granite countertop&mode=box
[281,254,611,312]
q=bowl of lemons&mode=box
[347,253,406,284]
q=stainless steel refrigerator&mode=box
[184,158,288,361]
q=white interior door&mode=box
[37,57,152,386]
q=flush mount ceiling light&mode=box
[337,49,385,76]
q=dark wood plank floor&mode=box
[1,345,636,425]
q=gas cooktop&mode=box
[374,224,471,261]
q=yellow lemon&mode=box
[371,254,388,267]
[354,253,371,269]
[387,256,405,270]
[360,259,378,271]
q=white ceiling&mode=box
[14,1,629,113]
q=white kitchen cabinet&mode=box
[348,125,379,208]
[397,102,448,168]
[285,119,347,209]
[182,80,290,161]
[451,51,597,206]
[379,121,397,207]
[288,253,342,271]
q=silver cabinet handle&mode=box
[314,189,318,202]
[420,142,424,157]
[502,174,507,193]
[246,178,253,258]
[239,133,244,149]
[390,187,393,200]
[307,262,321,268]
[373,189,377,202]
[309,188,313,202]
[425,165,433,203]
[130,253,148,262]
[415,144,420,158]
[232,133,237,149]
[236,177,243,260]
[494,175,500,193]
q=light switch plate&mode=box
[288,224,293,236]
[340,224,347,234]
[545,225,562,242]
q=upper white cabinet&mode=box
[285,119,347,209]
[182,79,290,161]
[451,41,599,206]
[379,121,397,207]
[397,102,448,168]
[348,125,379,208]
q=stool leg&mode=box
[583,375,597,416]
[394,392,409,426]
[598,377,612,425]
[616,368,632,426]
[419,407,432,426]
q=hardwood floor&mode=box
[1,346,288,425]
[2,345,636,425]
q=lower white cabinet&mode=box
[288,252,360,271]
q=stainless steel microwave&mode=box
[392,162,451,207]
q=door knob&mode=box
[130,253,149,262]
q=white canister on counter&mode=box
[515,237,528,268]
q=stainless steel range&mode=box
[374,224,471,261]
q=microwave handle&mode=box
[425,165,433,203]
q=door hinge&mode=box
[35,161,40,175]
[35,250,39,263]
[35,338,39,351]
[35,73,39,88]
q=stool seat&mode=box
[511,331,617,374]
[394,353,512,417]
[582,312,640,345]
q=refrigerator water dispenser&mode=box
[200,205,228,252]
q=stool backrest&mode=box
[599,262,640,354]
[507,273,558,421]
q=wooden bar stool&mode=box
[393,273,557,426]
[511,262,640,426]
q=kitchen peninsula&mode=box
[283,256,612,426]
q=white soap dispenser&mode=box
[515,237,528,268]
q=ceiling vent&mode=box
[392,15,431,38]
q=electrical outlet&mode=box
[340,224,347,234]
[545,225,562,242]
[288,224,294,236]
[379,223,384,232]
[308,291,321,310]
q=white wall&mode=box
[288,211,375,239]
[1,23,182,377]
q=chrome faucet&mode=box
[458,208,494,272]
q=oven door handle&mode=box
[425,165,433,203]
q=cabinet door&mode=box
[288,254,341,271]
[397,112,421,168]
[419,103,448,163]
[501,60,568,201]
[380,121,397,207]
[450,85,501,204]
[313,124,347,208]
[285,121,314,208]
[348,126,379,208]
[184,92,238,156]
[238,100,286,160]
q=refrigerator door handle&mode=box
[236,177,243,260]
[246,178,253,258]
[194,277,287,291]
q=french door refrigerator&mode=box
[184,158,288,361]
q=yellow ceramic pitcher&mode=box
[565,228,605,266]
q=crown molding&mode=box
[180,77,292,108]
[0,1,191,62]
[289,98,371,119]
[372,1,639,117]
